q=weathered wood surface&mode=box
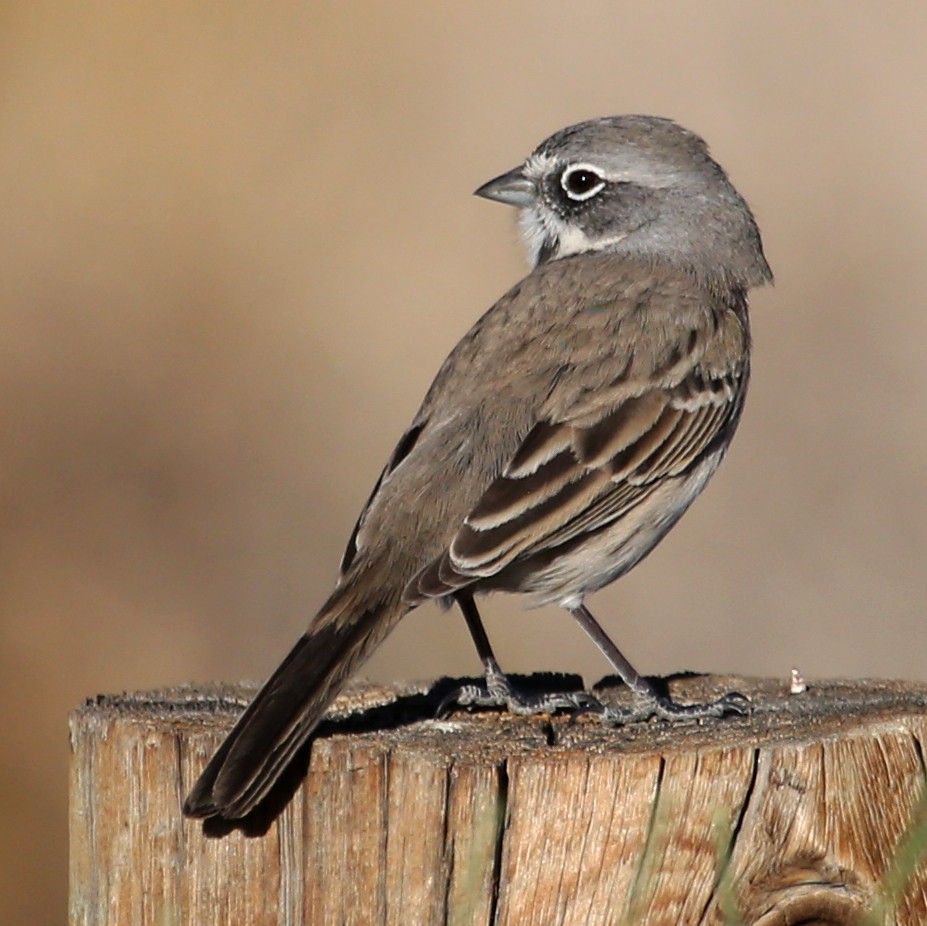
[70,675,927,925]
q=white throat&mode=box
[518,205,627,267]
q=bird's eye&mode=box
[560,165,606,201]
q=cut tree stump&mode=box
[70,674,927,925]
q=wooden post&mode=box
[70,675,927,925]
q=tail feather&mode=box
[183,591,405,819]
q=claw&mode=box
[439,666,752,729]
[437,684,487,718]
[600,689,752,726]
[437,672,604,719]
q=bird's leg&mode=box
[568,603,750,723]
[438,593,603,717]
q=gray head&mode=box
[476,115,772,292]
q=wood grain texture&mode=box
[70,676,927,925]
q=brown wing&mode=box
[408,366,743,600]
[339,421,426,574]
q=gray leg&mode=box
[440,593,603,716]
[568,603,750,723]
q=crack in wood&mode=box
[487,760,508,926]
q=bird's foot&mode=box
[588,689,751,725]
[438,664,603,718]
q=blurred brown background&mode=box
[2,2,926,922]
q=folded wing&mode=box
[408,363,743,600]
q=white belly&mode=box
[518,450,725,609]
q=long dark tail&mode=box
[183,584,406,819]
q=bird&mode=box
[184,115,772,820]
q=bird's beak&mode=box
[473,166,537,207]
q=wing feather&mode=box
[408,364,744,601]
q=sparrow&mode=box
[184,115,772,820]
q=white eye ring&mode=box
[560,164,606,201]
